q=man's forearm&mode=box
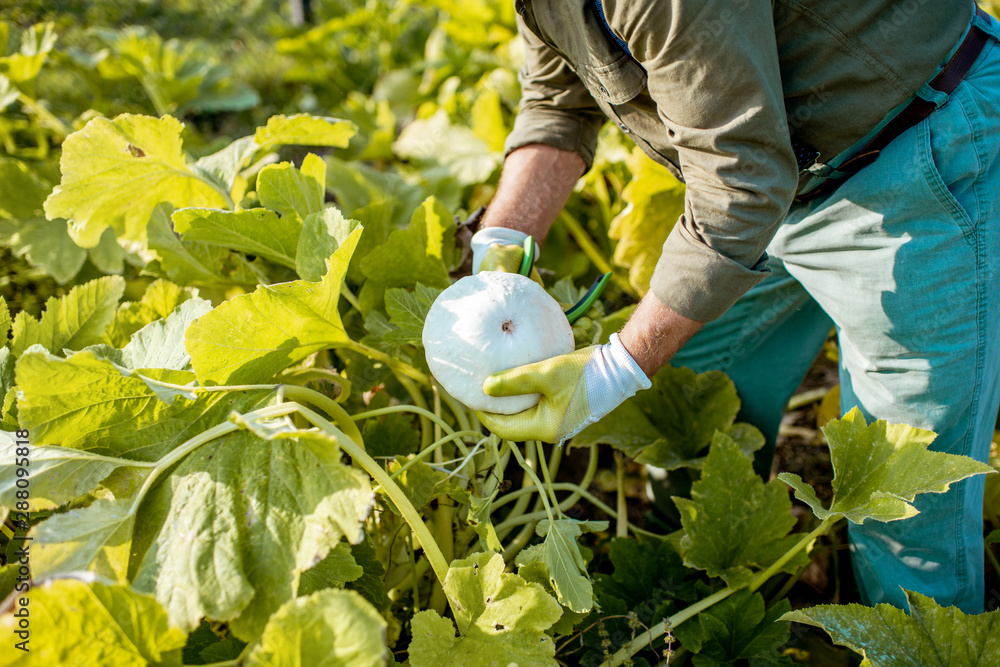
[481,143,585,246]
[618,292,704,377]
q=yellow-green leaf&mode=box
[246,590,387,667]
[11,276,124,357]
[0,577,186,667]
[44,114,228,248]
[779,407,996,524]
[185,226,362,385]
[409,552,561,667]
[253,114,356,153]
[609,148,684,294]
[783,589,1000,666]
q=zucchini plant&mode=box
[0,113,997,667]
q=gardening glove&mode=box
[476,333,651,445]
[470,227,544,284]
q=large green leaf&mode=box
[673,589,794,666]
[409,551,561,667]
[576,366,740,469]
[633,366,741,469]
[782,589,1000,666]
[295,207,360,282]
[515,518,608,613]
[15,348,270,461]
[0,160,88,284]
[245,589,387,667]
[393,109,500,186]
[673,432,807,588]
[253,114,356,153]
[44,114,228,248]
[133,417,374,639]
[0,22,57,88]
[609,148,684,294]
[778,407,996,524]
[381,283,442,345]
[0,577,186,667]
[119,297,212,371]
[344,534,390,612]
[147,203,262,288]
[0,158,50,219]
[101,279,203,358]
[185,225,362,385]
[256,154,325,223]
[297,543,363,596]
[172,207,301,269]
[0,217,88,284]
[0,431,139,510]
[32,498,135,581]
[10,276,125,357]
[570,400,666,458]
[357,196,455,312]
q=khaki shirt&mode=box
[506,0,973,321]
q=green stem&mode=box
[503,496,545,563]
[408,532,421,613]
[397,374,433,450]
[749,519,832,592]
[482,436,505,498]
[292,403,453,606]
[495,441,538,545]
[508,440,555,525]
[278,368,351,403]
[17,93,71,139]
[603,518,835,667]
[353,405,460,443]
[338,340,430,385]
[340,283,361,312]
[438,385,473,434]
[535,441,562,518]
[615,450,628,539]
[386,431,483,481]
[558,210,638,299]
[129,403,300,516]
[278,385,363,447]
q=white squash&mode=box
[422,272,575,414]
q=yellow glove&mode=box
[476,333,651,445]
[470,227,544,284]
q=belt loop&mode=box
[915,83,950,110]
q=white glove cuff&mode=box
[605,333,653,396]
[470,227,531,274]
[562,333,652,444]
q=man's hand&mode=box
[471,227,531,274]
[475,333,651,445]
[470,227,546,284]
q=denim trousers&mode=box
[657,16,1000,614]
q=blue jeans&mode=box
[662,14,1000,614]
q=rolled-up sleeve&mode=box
[614,0,799,322]
[505,15,608,171]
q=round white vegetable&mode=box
[422,272,575,414]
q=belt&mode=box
[795,5,991,203]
